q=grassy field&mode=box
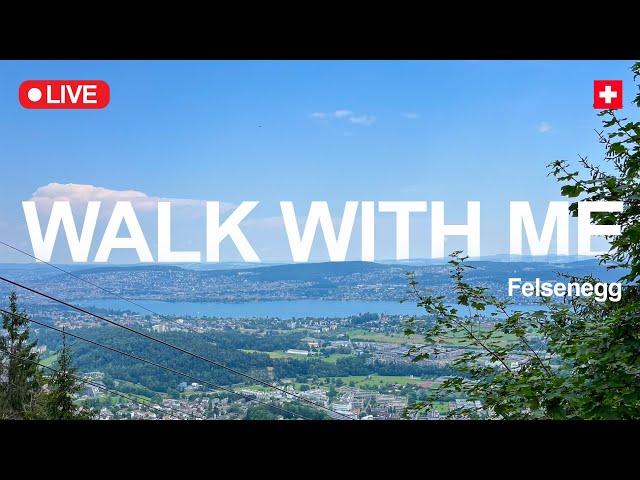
[40,352,58,367]
[346,326,519,349]
[240,349,351,363]
[240,349,316,360]
[238,384,272,393]
[333,374,424,389]
[432,401,450,414]
[347,329,420,345]
[322,353,352,363]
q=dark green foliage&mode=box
[33,326,451,393]
[405,62,640,419]
[45,332,94,419]
[549,62,640,283]
[0,293,93,419]
[0,292,43,419]
[245,402,331,420]
[350,313,380,325]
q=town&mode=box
[0,259,601,420]
[26,303,532,420]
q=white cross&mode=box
[599,85,618,104]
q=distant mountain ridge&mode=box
[68,258,615,283]
[1,258,624,304]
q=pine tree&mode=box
[0,292,42,419]
[46,331,93,419]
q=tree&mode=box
[404,62,640,419]
[328,384,337,401]
[0,292,43,419]
[46,331,94,420]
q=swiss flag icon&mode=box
[593,80,623,109]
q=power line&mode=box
[0,240,207,327]
[0,244,352,419]
[0,346,199,420]
[0,307,312,420]
[0,242,344,416]
[5,307,310,419]
[0,275,339,419]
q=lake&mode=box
[81,298,540,319]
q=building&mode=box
[286,349,310,356]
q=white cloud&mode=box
[309,109,375,126]
[333,109,353,119]
[28,183,233,215]
[349,114,376,126]
[537,121,553,133]
[402,112,420,119]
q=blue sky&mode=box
[0,60,635,263]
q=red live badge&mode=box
[19,80,110,109]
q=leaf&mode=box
[560,184,584,198]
